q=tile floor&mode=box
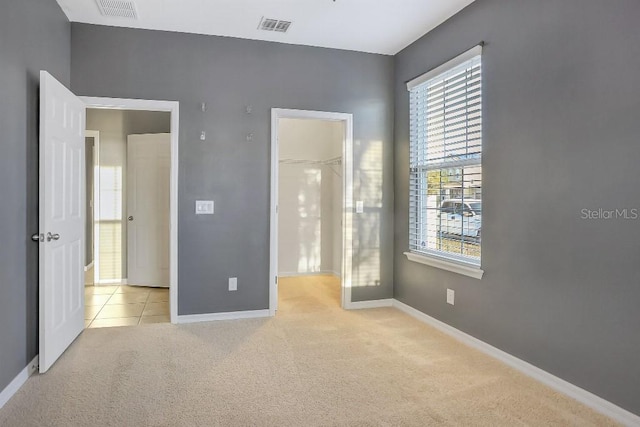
[84,285,170,328]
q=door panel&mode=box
[39,71,86,373]
[127,134,170,287]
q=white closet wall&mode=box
[278,118,343,276]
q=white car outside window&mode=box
[438,199,482,240]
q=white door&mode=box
[38,71,86,373]
[127,134,170,287]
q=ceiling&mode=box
[55,0,474,55]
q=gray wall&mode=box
[394,0,640,416]
[71,24,395,313]
[0,0,70,392]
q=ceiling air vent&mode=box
[258,17,292,33]
[95,0,138,19]
[274,21,291,33]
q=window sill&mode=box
[404,251,484,280]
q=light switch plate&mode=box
[447,289,455,305]
[195,200,214,215]
[228,277,237,291]
[356,200,364,214]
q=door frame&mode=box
[269,108,354,315]
[85,130,100,283]
[81,97,179,324]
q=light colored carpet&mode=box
[0,275,616,426]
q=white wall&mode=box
[331,155,342,275]
[327,122,343,276]
[87,109,170,282]
[278,118,343,276]
[85,137,94,267]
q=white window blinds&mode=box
[408,46,483,265]
[98,166,123,281]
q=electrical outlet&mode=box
[228,277,237,291]
[446,288,455,305]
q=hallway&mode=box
[84,285,170,328]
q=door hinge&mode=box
[275,276,278,285]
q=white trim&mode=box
[83,261,94,272]
[404,251,484,279]
[95,279,123,285]
[269,110,278,317]
[95,278,127,285]
[392,299,640,426]
[345,299,393,310]
[270,108,354,316]
[278,271,337,278]
[0,355,38,410]
[177,309,270,324]
[85,130,100,284]
[81,97,179,324]
[406,44,483,90]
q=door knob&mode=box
[128,216,134,221]
[31,233,43,242]
[46,232,60,242]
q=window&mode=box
[98,166,123,281]
[407,45,483,270]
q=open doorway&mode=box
[83,106,175,328]
[36,73,180,371]
[270,109,354,314]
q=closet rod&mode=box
[279,156,342,166]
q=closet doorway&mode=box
[269,109,354,314]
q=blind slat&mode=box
[408,51,483,264]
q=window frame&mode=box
[404,45,484,279]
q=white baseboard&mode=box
[95,278,127,285]
[83,261,94,272]
[278,271,336,278]
[177,309,271,324]
[392,299,640,427]
[96,279,120,285]
[345,298,393,310]
[0,355,39,410]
